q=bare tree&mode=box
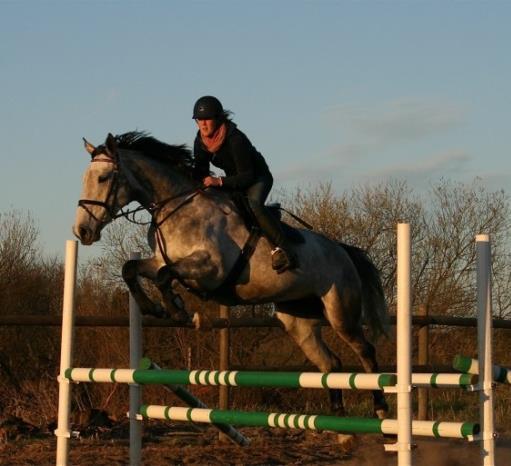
[279,178,510,318]
[87,218,152,286]
[417,179,510,317]
[0,210,39,293]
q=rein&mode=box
[150,189,202,228]
[78,154,203,228]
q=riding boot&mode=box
[248,201,298,273]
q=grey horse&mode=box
[73,131,389,419]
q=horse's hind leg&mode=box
[321,287,388,419]
[275,310,346,415]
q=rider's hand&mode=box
[202,176,223,187]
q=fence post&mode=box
[219,305,230,443]
[417,304,429,420]
[129,252,142,466]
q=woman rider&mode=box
[192,95,297,273]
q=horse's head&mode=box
[73,133,131,245]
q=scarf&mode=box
[201,122,227,153]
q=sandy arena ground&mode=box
[1,423,510,465]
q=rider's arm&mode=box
[220,133,258,190]
[192,137,211,181]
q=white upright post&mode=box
[476,235,495,466]
[397,223,413,466]
[129,252,142,466]
[55,241,78,466]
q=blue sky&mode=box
[1,1,510,259]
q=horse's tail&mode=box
[339,242,389,339]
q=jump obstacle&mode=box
[55,224,498,466]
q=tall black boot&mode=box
[249,203,298,273]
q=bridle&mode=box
[77,155,123,224]
[78,151,204,230]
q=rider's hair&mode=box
[218,110,234,123]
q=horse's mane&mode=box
[115,131,195,178]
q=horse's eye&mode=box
[98,173,112,183]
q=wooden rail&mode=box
[1,313,511,329]
[4,310,509,424]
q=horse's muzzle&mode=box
[73,224,99,245]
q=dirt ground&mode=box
[1,422,510,466]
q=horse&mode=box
[73,131,389,420]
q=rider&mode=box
[192,95,297,273]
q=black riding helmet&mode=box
[193,96,224,119]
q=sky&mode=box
[1,1,510,260]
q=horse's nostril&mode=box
[79,226,90,241]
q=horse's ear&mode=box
[83,137,96,156]
[105,133,118,158]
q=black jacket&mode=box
[193,122,270,190]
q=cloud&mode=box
[324,98,467,148]
[275,149,474,192]
[106,88,121,103]
[276,160,343,185]
[361,149,472,187]
[275,139,511,196]
[375,149,470,176]
[277,97,473,191]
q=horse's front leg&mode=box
[154,265,192,323]
[122,257,188,321]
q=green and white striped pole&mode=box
[411,372,477,389]
[140,405,479,440]
[65,367,477,390]
[141,359,250,446]
[65,367,396,390]
[453,355,510,385]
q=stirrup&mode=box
[271,247,297,273]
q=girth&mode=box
[167,226,262,302]
[213,226,262,297]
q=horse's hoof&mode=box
[168,307,191,324]
[146,305,170,319]
[375,408,387,420]
[193,312,213,330]
[332,406,347,417]
[382,433,397,444]
[336,433,357,453]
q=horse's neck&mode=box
[121,152,196,207]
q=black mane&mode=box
[115,131,195,178]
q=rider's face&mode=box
[196,119,219,138]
